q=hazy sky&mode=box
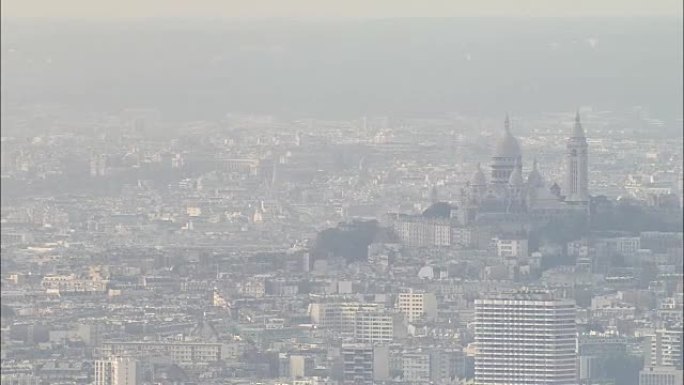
[2,0,682,19]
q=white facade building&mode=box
[474,291,577,385]
[308,301,379,337]
[493,237,529,258]
[643,327,683,368]
[639,366,683,385]
[94,357,140,385]
[354,309,406,343]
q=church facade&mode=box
[458,112,589,226]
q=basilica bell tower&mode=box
[564,111,589,204]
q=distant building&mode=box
[94,356,140,385]
[597,236,641,256]
[430,348,467,382]
[388,214,453,248]
[90,153,107,177]
[643,327,684,369]
[639,232,683,253]
[393,348,465,382]
[401,350,431,382]
[342,344,373,385]
[341,344,389,385]
[396,290,438,323]
[41,274,108,295]
[639,366,683,385]
[578,334,630,383]
[0,374,41,385]
[289,354,315,379]
[98,341,233,365]
[354,309,407,343]
[309,301,379,337]
[492,236,529,258]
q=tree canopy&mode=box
[310,220,387,263]
[422,202,455,219]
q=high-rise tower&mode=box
[474,291,577,385]
[565,111,589,203]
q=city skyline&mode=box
[1,5,682,385]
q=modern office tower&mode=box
[341,344,389,385]
[396,290,438,323]
[474,291,577,385]
[94,356,140,385]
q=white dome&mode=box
[494,115,522,158]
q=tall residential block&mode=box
[474,291,577,385]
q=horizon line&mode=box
[2,15,683,23]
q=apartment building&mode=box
[474,291,577,385]
[396,290,438,323]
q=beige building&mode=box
[289,354,315,379]
[396,290,438,323]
